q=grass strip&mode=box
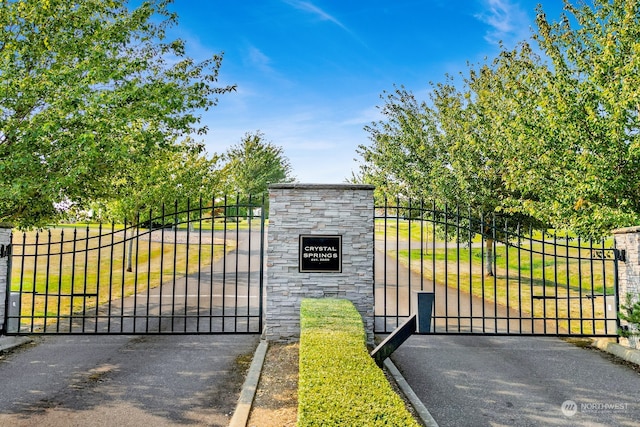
[298,298,419,427]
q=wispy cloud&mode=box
[246,45,273,73]
[282,0,368,48]
[282,0,349,31]
[341,106,383,126]
[475,0,532,47]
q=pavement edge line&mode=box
[384,357,439,427]
[229,339,268,427]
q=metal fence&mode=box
[5,196,266,335]
[374,199,621,336]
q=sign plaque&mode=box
[299,235,342,273]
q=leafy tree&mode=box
[94,143,222,272]
[359,56,545,275]
[503,0,640,237]
[359,43,545,214]
[222,131,295,196]
[0,0,235,228]
[360,0,640,239]
[96,142,223,223]
[357,86,451,201]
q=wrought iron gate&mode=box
[374,199,620,337]
[5,196,266,335]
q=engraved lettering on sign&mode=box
[299,235,342,272]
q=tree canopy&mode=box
[0,0,235,227]
[222,131,295,196]
[92,142,223,224]
[358,0,640,237]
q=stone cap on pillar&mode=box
[269,183,375,191]
[612,226,640,235]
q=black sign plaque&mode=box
[299,235,342,273]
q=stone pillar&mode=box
[612,227,640,349]
[0,225,12,334]
[266,184,375,344]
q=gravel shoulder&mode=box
[247,343,298,427]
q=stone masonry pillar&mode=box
[0,225,12,334]
[266,184,375,344]
[612,227,640,349]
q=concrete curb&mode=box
[229,340,268,427]
[384,358,439,427]
[593,339,640,366]
[0,336,32,353]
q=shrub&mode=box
[619,293,640,340]
[298,298,419,426]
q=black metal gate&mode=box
[374,199,620,337]
[4,196,266,335]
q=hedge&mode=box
[298,298,419,426]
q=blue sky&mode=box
[168,1,566,183]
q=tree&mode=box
[222,131,295,196]
[360,0,640,239]
[503,0,640,237]
[359,56,545,275]
[0,0,235,228]
[96,142,223,222]
[91,142,222,271]
[359,44,545,215]
[357,85,452,201]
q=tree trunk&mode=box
[126,237,133,272]
[485,237,494,277]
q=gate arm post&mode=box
[371,314,416,367]
[0,224,12,335]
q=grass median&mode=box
[298,298,419,426]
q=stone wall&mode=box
[0,225,12,333]
[265,184,375,343]
[612,227,640,349]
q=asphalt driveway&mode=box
[0,334,259,427]
[391,335,640,426]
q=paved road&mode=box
[377,236,639,425]
[0,228,264,426]
[0,334,259,427]
[391,335,640,426]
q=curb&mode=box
[0,336,32,353]
[384,358,439,427]
[593,339,640,366]
[229,340,268,427]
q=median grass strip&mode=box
[298,298,419,427]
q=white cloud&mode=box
[475,0,532,47]
[246,45,273,73]
[281,0,368,48]
[282,0,348,31]
[341,106,383,126]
